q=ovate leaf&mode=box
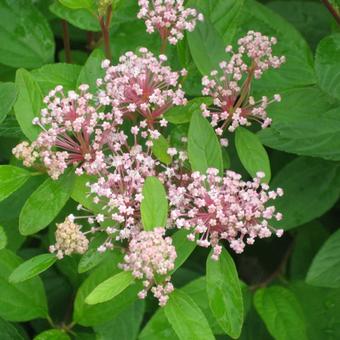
[151,135,172,165]
[141,177,168,231]
[0,82,17,123]
[34,329,70,340]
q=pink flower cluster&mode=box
[120,227,177,306]
[201,31,285,139]
[168,169,284,260]
[137,0,204,45]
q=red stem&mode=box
[61,20,72,63]
[322,0,340,24]
[99,5,113,60]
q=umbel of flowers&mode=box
[13,23,285,305]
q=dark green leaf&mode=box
[164,290,215,340]
[0,166,31,202]
[254,286,308,340]
[0,317,24,340]
[34,329,70,340]
[0,82,17,123]
[0,0,55,68]
[188,111,223,175]
[19,171,75,235]
[151,135,172,165]
[141,177,168,231]
[9,253,57,284]
[307,229,340,288]
[206,248,244,338]
[235,127,271,182]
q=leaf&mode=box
[0,226,7,250]
[188,111,223,175]
[0,317,24,340]
[141,177,168,231]
[14,69,42,141]
[59,0,94,10]
[9,253,57,284]
[164,290,215,340]
[19,171,75,235]
[0,249,48,321]
[0,0,55,68]
[0,165,31,202]
[254,286,308,340]
[0,82,17,123]
[164,97,213,125]
[34,329,70,340]
[271,157,340,230]
[235,127,271,182]
[0,116,25,139]
[31,63,82,94]
[306,229,340,288]
[206,248,244,338]
[86,271,134,305]
[77,49,106,93]
[315,34,340,100]
[151,135,172,165]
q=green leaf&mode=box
[254,286,308,340]
[14,69,42,141]
[271,157,340,230]
[206,248,244,338]
[141,177,168,231]
[0,166,31,202]
[164,97,213,125]
[235,127,271,182]
[0,82,17,123]
[315,34,340,100]
[9,253,57,284]
[188,111,223,175]
[0,316,24,340]
[86,271,134,305]
[306,229,340,288]
[77,49,106,93]
[59,0,94,10]
[31,63,82,94]
[0,0,55,68]
[164,290,215,340]
[19,171,75,235]
[151,135,172,165]
[34,329,70,340]
[0,226,7,250]
[0,249,48,321]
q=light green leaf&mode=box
[206,248,244,338]
[188,111,223,175]
[141,177,168,231]
[0,82,17,123]
[19,171,75,235]
[34,329,70,340]
[164,290,215,340]
[0,226,7,250]
[14,69,42,141]
[235,127,271,182]
[0,166,31,202]
[59,0,94,10]
[307,229,340,288]
[254,286,308,340]
[151,135,172,165]
[9,253,57,284]
[0,0,55,68]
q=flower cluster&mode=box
[120,227,177,306]
[168,169,284,260]
[201,31,285,139]
[137,0,204,46]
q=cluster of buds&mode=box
[168,169,284,260]
[137,0,204,46]
[201,31,285,139]
[120,228,177,306]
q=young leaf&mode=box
[164,290,215,340]
[34,329,70,340]
[0,165,31,202]
[141,177,168,231]
[306,229,340,288]
[254,286,308,340]
[9,253,57,284]
[0,0,55,68]
[0,226,7,250]
[206,247,244,338]
[19,171,75,235]
[0,249,48,321]
[0,82,17,123]
[235,127,271,182]
[188,111,223,175]
[14,69,42,141]
[151,135,172,165]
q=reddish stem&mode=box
[61,20,72,63]
[322,0,340,24]
[99,5,113,60]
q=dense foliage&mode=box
[0,0,340,339]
